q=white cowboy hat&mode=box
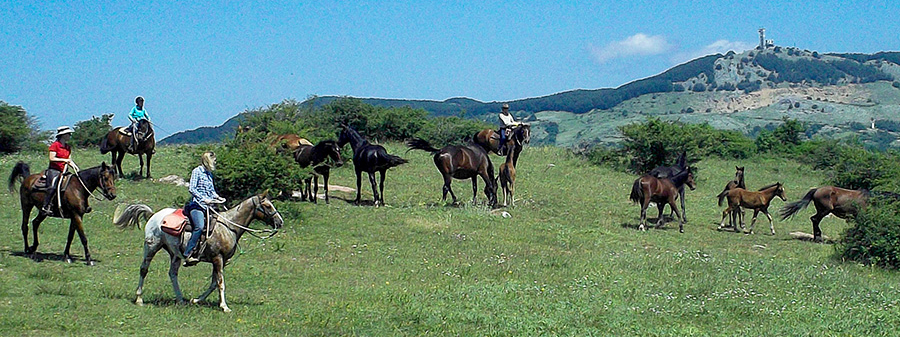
[56,126,74,136]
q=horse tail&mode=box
[384,153,408,169]
[7,161,30,193]
[406,138,440,154]
[780,188,817,220]
[629,178,643,204]
[717,188,729,207]
[113,204,154,229]
[99,133,112,154]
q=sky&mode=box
[2,1,899,138]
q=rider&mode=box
[183,151,225,266]
[498,103,521,155]
[127,96,150,152]
[41,126,79,215]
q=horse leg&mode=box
[471,177,478,204]
[62,216,79,263]
[193,259,219,304]
[441,174,455,203]
[117,150,126,177]
[355,170,363,204]
[136,241,163,306]
[718,206,731,230]
[168,254,186,304]
[670,201,684,233]
[213,255,231,312]
[746,209,760,235]
[509,179,515,207]
[368,172,379,206]
[323,170,330,204]
[655,202,666,228]
[638,200,648,231]
[70,215,94,265]
[145,151,152,178]
[138,154,145,178]
[811,212,827,243]
[312,175,319,204]
[110,151,119,178]
[378,169,386,205]
[764,210,775,235]
[680,187,687,223]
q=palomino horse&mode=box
[499,150,516,207]
[473,124,531,165]
[292,140,343,203]
[337,125,408,206]
[406,138,498,207]
[100,119,156,178]
[717,183,786,235]
[780,186,869,242]
[629,167,695,233]
[648,150,689,222]
[7,162,117,265]
[715,166,746,228]
[269,134,313,154]
[113,192,283,312]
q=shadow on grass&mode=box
[619,217,679,231]
[7,249,101,264]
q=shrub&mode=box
[415,116,492,145]
[0,101,49,153]
[840,199,900,268]
[72,114,113,148]
[691,83,706,92]
[214,141,308,200]
[619,118,754,173]
[893,81,900,89]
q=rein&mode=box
[70,166,109,202]
[208,196,279,240]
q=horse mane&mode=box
[757,183,781,191]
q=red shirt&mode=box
[48,141,71,171]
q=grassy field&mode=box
[1,143,899,336]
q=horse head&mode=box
[515,124,531,145]
[325,141,344,167]
[774,182,787,201]
[135,119,153,141]
[97,162,118,200]
[684,167,696,191]
[253,190,283,230]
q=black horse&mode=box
[648,150,689,222]
[293,140,343,204]
[406,138,498,207]
[337,125,408,206]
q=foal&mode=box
[720,183,786,235]
[716,166,745,229]
[499,150,515,207]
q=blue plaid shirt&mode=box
[189,166,220,208]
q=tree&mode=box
[0,101,49,153]
[72,114,113,148]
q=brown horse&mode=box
[715,166,746,228]
[100,119,156,178]
[629,167,695,233]
[718,183,786,235]
[499,150,516,207]
[780,186,869,242]
[7,162,117,265]
[292,140,344,203]
[473,124,531,165]
[269,134,313,154]
[407,138,498,207]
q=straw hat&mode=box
[56,126,74,137]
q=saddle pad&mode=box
[161,209,189,237]
[116,127,132,136]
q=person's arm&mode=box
[189,169,202,200]
[129,107,138,123]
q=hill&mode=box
[161,49,900,148]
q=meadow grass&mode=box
[1,144,899,336]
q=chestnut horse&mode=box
[718,183,786,235]
[7,162,117,265]
[113,192,283,312]
[499,150,516,207]
[629,167,695,232]
[337,125,408,206]
[780,186,869,242]
[715,166,746,228]
[406,138,498,207]
[269,134,313,154]
[100,119,155,178]
[473,124,531,165]
[292,140,344,203]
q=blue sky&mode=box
[1,1,898,138]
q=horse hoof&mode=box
[65,257,74,264]
[136,298,144,306]
[86,260,95,266]
[222,306,232,313]
[191,298,201,304]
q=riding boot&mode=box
[183,234,205,266]
[40,189,55,216]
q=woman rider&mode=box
[183,151,225,266]
[41,126,80,215]
[128,96,150,152]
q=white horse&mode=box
[113,192,283,312]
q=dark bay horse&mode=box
[100,119,156,178]
[718,183,786,235]
[716,166,746,228]
[406,138,498,207]
[8,162,117,265]
[293,140,344,203]
[780,186,869,242]
[337,125,408,206]
[648,150,689,222]
[473,124,531,165]
[113,192,283,312]
[629,167,695,233]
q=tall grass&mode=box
[0,145,898,335]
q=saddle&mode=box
[35,171,73,192]
[160,208,217,239]
[116,127,132,137]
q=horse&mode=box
[716,166,746,228]
[406,138,498,207]
[718,183,786,235]
[499,150,516,207]
[269,134,313,154]
[113,192,283,312]
[473,124,531,165]
[648,150,689,222]
[780,186,869,242]
[7,162,117,265]
[629,167,695,233]
[100,119,156,179]
[337,125,408,206]
[292,140,344,203]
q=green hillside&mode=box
[2,144,900,335]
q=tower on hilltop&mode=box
[758,28,766,49]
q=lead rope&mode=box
[208,205,279,240]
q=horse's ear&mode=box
[101,161,108,169]
[260,189,270,199]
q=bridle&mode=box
[209,195,280,240]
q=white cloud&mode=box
[589,33,672,63]
[671,39,755,64]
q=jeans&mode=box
[41,168,62,212]
[184,208,206,256]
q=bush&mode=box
[893,81,900,89]
[72,114,113,148]
[214,141,308,200]
[840,199,900,268]
[691,83,706,92]
[0,101,49,153]
[415,116,492,145]
[619,118,754,173]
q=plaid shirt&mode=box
[189,166,220,208]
